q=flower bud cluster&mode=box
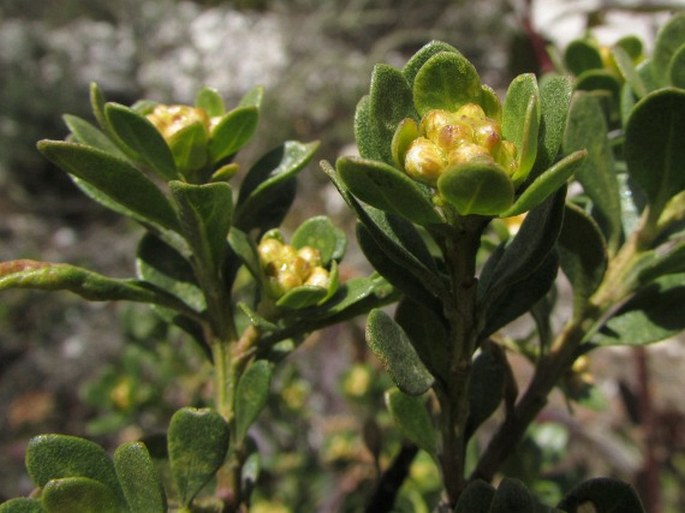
[402,103,517,186]
[257,235,331,299]
[146,104,216,140]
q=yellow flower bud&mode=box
[436,122,474,151]
[473,119,502,152]
[495,140,518,175]
[447,143,493,167]
[305,266,330,288]
[258,238,284,265]
[297,246,322,268]
[419,109,458,141]
[146,105,210,141]
[404,137,447,185]
[276,271,303,295]
[455,103,487,122]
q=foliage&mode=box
[2,9,685,513]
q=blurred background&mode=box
[1,1,684,511]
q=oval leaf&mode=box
[168,407,230,506]
[37,140,179,231]
[564,39,603,75]
[209,106,259,163]
[437,162,514,216]
[169,180,233,272]
[41,477,120,513]
[501,150,585,217]
[624,88,685,213]
[385,388,436,456]
[563,91,622,252]
[652,12,685,86]
[366,309,434,396]
[0,499,44,513]
[454,480,495,513]
[62,114,127,158]
[114,442,166,513]
[489,478,535,513]
[402,41,461,84]
[337,156,442,225]
[195,86,225,117]
[558,203,608,318]
[291,216,347,265]
[105,102,178,181]
[558,477,645,513]
[235,360,273,443]
[466,342,506,439]
[25,435,123,505]
[235,141,319,232]
[503,73,540,183]
[532,74,573,177]
[413,51,482,116]
[368,64,416,165]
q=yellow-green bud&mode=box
[419,109,458,141]
[455,103,487,122]
[404,137,447,185]
[473,119,502,152]
[436,122,474,151]
[146,104,210,141]
[258,238,284,264]
[447,143,493,167]
[297,246,322,267]
[305,266,330,288]
[495,140,518,175]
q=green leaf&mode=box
[0,260,197,315]
[114,442,166,513]
[391,118,420,168]
[170,181,233,272]
[291,216,347,265]
[368,64,416,165]
[479,187,565,307]
[412,51,482,116]
[41,477,120,513]
[195,86,225,116]
[592,272,685,346]
[0,499,45,513]
[480,84,502,121]
[575,70,621,105]
[558,203,608,318]
[276,284,329,309]
[366,309,434,396]
[89,82,109,133]
[357,224,438,308]
[563,91,622,252]
[402,41,461,84]
[438,162,514,216]
[502,73,540,184]
[25,435,123,505]
[395,296,449,383]
[166,121,209,174]
[209,106,259,163]
[669,43,685,88]
[480,249,559,338]
[354,207,445,298]
[62,114,127,158]
[611,46,648,98]
[234,141,319,232]
[557,477,645,513]
[136,233,201,301]
[564,39,603,75]
[337,156,442,225]
[532,74,573,178]
[105,102,179,181]
[385,388,436,455]
[652,12,685,86]
[454,480,495,513]
[37,140,179,232]
[354,95,384,162]
[488,478,535,513]
[466,342,506,439]
[624,88,685,213]
[235,360,273,443]
[168,407,230,506]
[227,227,262,281]
[501,150,585,217]
[238,85,264,109]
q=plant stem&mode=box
[435,219,484,506]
